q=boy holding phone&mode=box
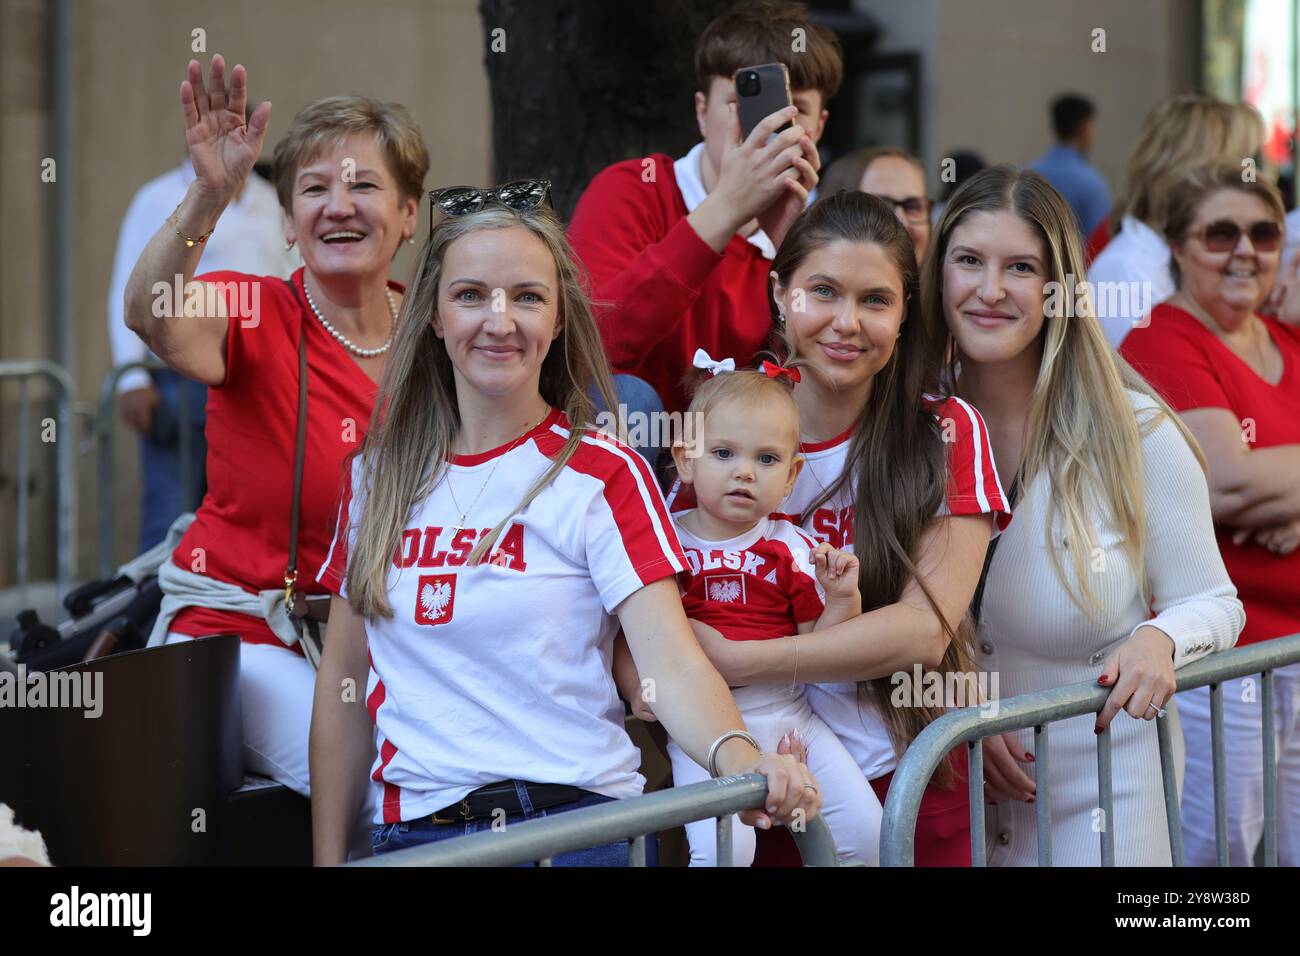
[568,0,842,417]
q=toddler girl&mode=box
[615,352,883,866]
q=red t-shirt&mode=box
[168,267,393,649]
[1121,303,1300,645]
[568,153,776,415]
[672,513,825,642]
[1085,217,1111,265]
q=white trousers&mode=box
[165,630,375,859]
[667,683,882,866]
[166,630,316,796]
[1179,660,1300,866]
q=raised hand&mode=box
[688,104,813,253]
[755,123,819,250]
[180,54,271,204]
[813,542,860,605]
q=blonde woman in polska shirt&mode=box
[309,194,821,866]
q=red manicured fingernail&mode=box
[1026,796,1036,804]
[1025,752,1035,762]
[1094,724,1103,735]
[1097,675,1110,686]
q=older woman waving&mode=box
[125,54,428,799]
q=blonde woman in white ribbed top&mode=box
[922,165,1245,865]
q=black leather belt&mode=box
[426,780,590,825]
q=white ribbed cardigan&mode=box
[980,392,1244,866]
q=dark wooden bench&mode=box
[0,634,311,866]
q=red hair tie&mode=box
[759,360,801,384]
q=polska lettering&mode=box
[0,664,102,719]
[681,547,774,579]
[49,886,151,936]
[810,505,854,549]
[394,523,527,571]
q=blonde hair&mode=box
[1163,164,1287,287]
[343,206,618,618]
[1111,95,1265,234]
[271,95,430,213]
[926,165,1207,620]
[682,365,801,451]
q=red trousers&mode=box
[753,747,971,867]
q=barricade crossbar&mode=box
[350,773,840,867]
[880,632,1300,867]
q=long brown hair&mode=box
[344,205,618,618]
[771,190,974,787]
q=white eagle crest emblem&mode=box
[708,579,742,603]
[420,581,452,617]
[414,574,456,625]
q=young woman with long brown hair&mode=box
[673,190,1011,865]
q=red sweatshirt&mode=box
[568,152,776,415]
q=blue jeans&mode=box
[589,373,666,467]
[139,367,208,550]
[371,783,657,866]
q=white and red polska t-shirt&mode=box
[665,394,1011,779]
[673,513,825,642]
[317,408,686,824]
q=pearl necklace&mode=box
[303,280,398,357]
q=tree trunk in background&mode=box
[479,0,733,220]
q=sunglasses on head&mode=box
[427,179,552,233]
[1195,218,1283,253]
[872,193,931,225]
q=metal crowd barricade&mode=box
[880,632,1300,867]
[0,360,77,606]
[96,360,194,576]
[351,774,840,867]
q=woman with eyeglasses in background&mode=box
[124,56,426,813]
[1121,165,1300,865]
[309,185,822,866]
[819,146,931,263]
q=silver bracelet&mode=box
[707,729,761,778]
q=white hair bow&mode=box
[692,348,736,377]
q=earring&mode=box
[896,331,902,339]
[406,237,414,245]
[285,239,295,251]
[776,309,787,328]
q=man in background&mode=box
[1027,93,1110,238]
